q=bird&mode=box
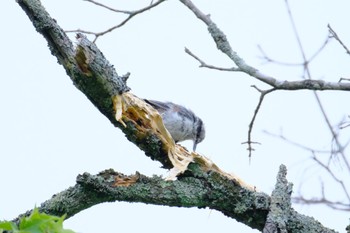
[144,99,205,151]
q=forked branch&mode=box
[66,0,166,42]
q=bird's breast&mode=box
[161,112,194,142]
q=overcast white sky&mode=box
[2,0,350,232]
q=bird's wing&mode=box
[144,99,172,113]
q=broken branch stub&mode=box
[112,92,256,188]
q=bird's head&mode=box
[193,117,205,151]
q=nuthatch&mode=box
[145,99,205,151]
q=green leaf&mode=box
[1,208,75,233]
[0,221,18,231]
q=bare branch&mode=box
[263,131,332,154]
[312,154,350,203]
[242,86,276,159]
[185,47,240,71]
[270,1,350,210]
[291,151,350,211]
[339,115,350,129]
[264,130,350,210]
[179,0,350,91]
[83,0,132,14]
[284,0,350,173]
[284,0,308,67]
[312,83,350,169]
[258,45,304,66]
[180,0,350,162]
[328,24,350,55]
[258,35,330,67]
[339,78,350,83]
[66,0,166,42]
[180,0,350,170]
[293,196,350,211]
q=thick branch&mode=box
[14,168,335,233]
[16,0,173,168]
[14,1,338,232]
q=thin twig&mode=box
[263,131,332,154]
[339,78,350,83]
[265,129,350,209]
[83,0,132,14]
[339,116,350,129]
[66,0,166,42]
[184,47,240,71]
[285,0,350,172]
[293,155,350,211]
[328,24,350,55]
[293,196,350,211]
[242,86,276,160]
[258,35,330,67]
[258,45,304,66]
[312,154,350,203]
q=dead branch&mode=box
[263,165,293,233]
[242,86,275,160]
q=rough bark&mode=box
[13,167,335,233]
[16,0,172,168]
[14,0,337,232]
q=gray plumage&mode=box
[145,99,205,151]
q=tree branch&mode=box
[179,0,350,92]
[14,0,338,232]
[293,196,350,211]
[311,154,350,204]
[14,167,335,233]
[185,47,240,71]
[66,0,166,42]
[16,0,176,169]
[328,24,350,55]
[263,165,293,233]
[180,0,350,161]
[283,0,350,172]
[258,34,330,67]
[242,86,275,160]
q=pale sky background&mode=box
[1,0,350,232]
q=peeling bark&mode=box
[13,0,338,232]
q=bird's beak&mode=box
[193,142,197,152]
